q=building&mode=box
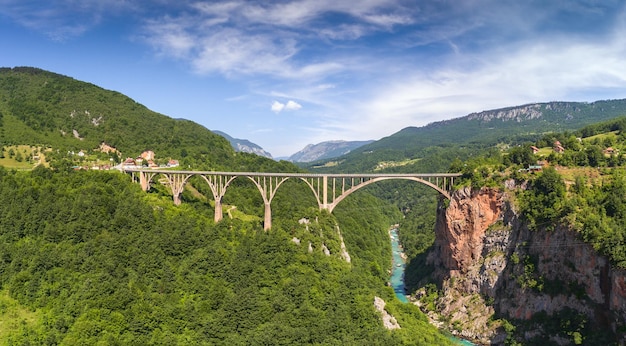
[553,141,565,153]
[141,150,155,161]
[603,147,617,156]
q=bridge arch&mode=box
[324,176,452,213]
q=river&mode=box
[389,227,475,346]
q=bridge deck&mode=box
[123,168,461,178]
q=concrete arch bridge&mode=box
[124,168,461,230]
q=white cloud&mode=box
[138,0,415,80]
[271,101,285,113]
[271,100,302,113]
[341,25,626,141]
[285,100,302,111]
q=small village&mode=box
[65,142,180,171]
[518,139,622,173]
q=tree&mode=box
[505,144,535,167]
[522,167,566,229]
[585,145,604,167]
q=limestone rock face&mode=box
[423,186,626,344]
[433,186,503,273]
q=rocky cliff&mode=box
[418,186,626,345]
[213,130,273,158]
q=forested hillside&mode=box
[0,67,236,169]
[0,67,453,344]
[0,167,452,344]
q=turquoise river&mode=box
[389,228,475,346]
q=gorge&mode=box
[410,185,626,345]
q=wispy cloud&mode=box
[139,0,415,80]
[0,0,133,40]
[340,18,626,141]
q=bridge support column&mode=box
[214,200,223,223]
[322,175,328,210]
[139,172,149,191]
[138,171,157,192]
[248,176,290,231]
[263,203,272,231]
[163,173,192,206]
[200,174,238,224]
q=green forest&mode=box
[0,167,452,345]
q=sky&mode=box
[1,1,626,157]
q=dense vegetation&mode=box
[0,167,452,345]
[0,67,238,169]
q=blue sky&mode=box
[1,0,626,157]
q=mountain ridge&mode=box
[305,99,626,172]
[213,130,273,159]
[288,140,374,162]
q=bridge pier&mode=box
[138,171,157,191]
[263,203,272,231]
[247,176,290,231]
[214,200,223,223]
[162,173,192,206]
[199,174,238,224]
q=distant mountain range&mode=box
[286,140,374,162]
[213,130,273,159]
[214,130,374,163]
[220,100,626,166]
[361,100,626,154]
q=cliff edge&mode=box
[418,186,626,345]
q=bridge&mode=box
[124,168,462,230]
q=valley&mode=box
[2,67,626,344]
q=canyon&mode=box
[417,185,626,345]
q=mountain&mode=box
[213,130,273,158]
[308,99,626,172]
[288,140,374,162]
[0,67,248,170]
[367,100,626,152]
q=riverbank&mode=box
[389,227,475,346]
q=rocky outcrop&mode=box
[420,186,626,345]
[467,104,543,122]
[374,296,401,330]
[432,187,504,274]
[293,217,351,263]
